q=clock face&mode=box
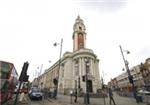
[73,23,85,31]
[79,23,85,30]
[79,26,82,30]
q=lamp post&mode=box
[53,38,63,99]
[101,77,106,105]
[84,57,90,104]
[102,71,106,105]
[119,45,138,103]
[36,64,43,89]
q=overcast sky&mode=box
[0,0,150,83]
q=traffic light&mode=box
[82,76,85,82]
[78,77,80,88]
[19,62,29,81]
[128,75,133,84]
[53,78,58,85]
[23,75,29,82]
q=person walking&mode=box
[74,89,77,103]
[19,92,27,103]
[108,88,116,105]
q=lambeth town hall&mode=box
[32,16,101,95]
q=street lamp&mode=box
[38,64,43,77]
[84,57,90,104]
[102,71,106,105]
[119,45,138,103]
[36,64,43,88]
[101,77,106,105]
[53,38,63,99]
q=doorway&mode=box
[87,80,93,92]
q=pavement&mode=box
[55,93,147,105]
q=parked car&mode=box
[138,89,150,95]
[28,88,43,100]
[137,89,150,103]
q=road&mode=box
[3,92,149,105]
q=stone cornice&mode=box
[72,48,97,58]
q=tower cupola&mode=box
[73,15,86,32]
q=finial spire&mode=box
[75,15,83,23]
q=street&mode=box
[4,92,149,105]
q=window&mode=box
[1,62,12,79]
[61,63,65,77]
[79,26,82,30]
[75,60,79,76]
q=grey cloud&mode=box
[139,45,150,57]
[76,0,127,12]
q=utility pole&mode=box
[13,62,29,105]
[84,58,90,104]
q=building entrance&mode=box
[87,80,93,92]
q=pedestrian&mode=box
[43,88,47,99]
[70,90,73,104]
[108,88,116,105]
[53,88,57,99]
[74,89,77,103]
[19,92,27,102]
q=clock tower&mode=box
[32,16,101,95]
[73,16,86,51]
